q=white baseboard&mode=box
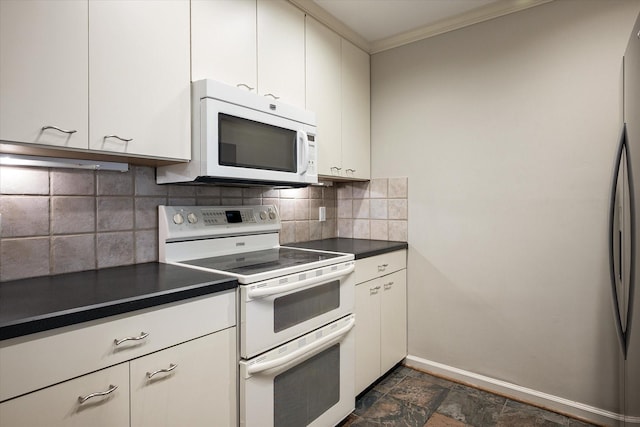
[404,355,639,427]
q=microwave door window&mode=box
[219,114,297,172]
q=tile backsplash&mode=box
[336,177,408,241]
[0,165,407,282]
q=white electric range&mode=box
[159,204,356,427]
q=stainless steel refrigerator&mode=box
[610,12,640,427]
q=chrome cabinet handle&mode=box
[370,285,381,295]
[104,135,133,143]
[147,363,178,379]
[42,125,77,134]
[346,168,356,173]
[384,281,394,290]
[78,384,118,404]
[114,331,149,346]
[263,93,280,100]
[236,83,255,91]
[331,167,342,173]
[378,263,389,272]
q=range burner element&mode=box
[158,205,354,284]
[183,247,343,276]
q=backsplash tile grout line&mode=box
[0,165,406,282]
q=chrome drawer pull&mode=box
[263,93,280,100]
[370,285,381,295]
[104,134,133,143]
[346,168,356,173]
[378,263,389,272]
[236,83,255,91]
[114,331,149,346]
[78,384,118,404]
[147,363,178,379]
[331,166,342,172]
[42,125,77,134]
[384,281,394,290]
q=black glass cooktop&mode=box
[182,247,342,276]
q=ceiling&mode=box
[290,0,554,53]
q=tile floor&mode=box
[339,365,597,427]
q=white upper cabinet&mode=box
[304,18,371,180]
[341,39,371,180]
[257,0,305,108]
[0,0,88,149]
[191,0,304,107]
[191,0,257,89]
[89,0,190,160]
[305,16,342,177]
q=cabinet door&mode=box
[89,0,190,160]
[354,279,382,396]
[191,0,257,88]
[380,270,407,374]
[0,0,88,149]
[257,0,305,108]
[130,327,237,427]
[341,39,371,179]
[0,364,128,427]
[305,16,342,177]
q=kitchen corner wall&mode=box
[0,165,337,282]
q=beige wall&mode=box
[371,0,640,415]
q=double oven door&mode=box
[240,314,355,427]
[239,260,355,359]
[239,260,356,427]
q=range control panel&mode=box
[160,205,281,240]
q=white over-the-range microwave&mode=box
[157,79,318,187]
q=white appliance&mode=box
[157,80,318,187]
[158,205,355,427]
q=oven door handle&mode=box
[246,316,355,376]
[246,263,355,299]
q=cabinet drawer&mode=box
[0,291,235,402]
[0,363,129,427]
[354,250,406,284]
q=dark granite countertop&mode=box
[0,262,237,341]
[287,238,408,260]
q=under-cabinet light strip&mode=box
[0,154,129,172]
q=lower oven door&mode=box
[239,314,355,427]
[241,261,355,358]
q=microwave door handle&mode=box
[245,317,355,376]
[246,263,355,299]
[299,130,310,175]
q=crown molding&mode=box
[289,0,554,55]
[370,0,554,54]
[288,0,371,51]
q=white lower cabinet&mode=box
[354,251,407,395]
[0,363,130,427]
[131,328,236,427]
[0,292,237,427]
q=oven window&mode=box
[218,113,297,172]
[274,344,340,427]
[273,281,340,333]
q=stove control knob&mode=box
[259,211,267,220]
[269,211,276,220]
[187,213,198,224]
[173,213,184,225]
